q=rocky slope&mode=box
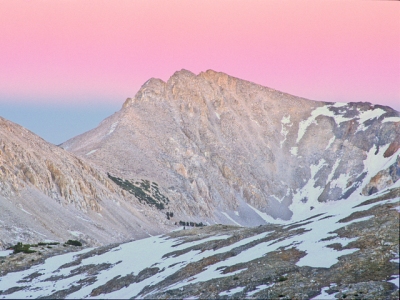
[62,69,400,225]
[0,117,173,248]
[0,187,398,299]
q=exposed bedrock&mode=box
[61,70,400,222]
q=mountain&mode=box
[0,117,172,248]
[1,69,399,247]
[0,69,399,298]
[62,69,400,224]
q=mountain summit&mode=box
[62,69,400,225]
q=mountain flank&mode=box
[0,116,172,248]
[62,69,400,224]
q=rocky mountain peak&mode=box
[62,70,400,227]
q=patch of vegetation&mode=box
[12,242,36,254]
[65,240,82,247]
[37,242,59,246]
[108,173,169,210]
[278,276,288,282]
[178,221,205,227]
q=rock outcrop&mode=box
[0,117,172,247]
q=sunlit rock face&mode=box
[0,116,116,211]
[0,117,170,247]
[62,69,400,224]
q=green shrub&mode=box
[107,174,169,210]
[12,242,36,254]
[65,240,82,247]
[278,276,288,282]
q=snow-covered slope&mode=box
[0,186,398,299]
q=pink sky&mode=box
[0,0,399,111]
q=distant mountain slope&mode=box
[0,117,172,247]
[62,69,400,224]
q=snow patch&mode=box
[289,159,327,218]
[19,208,33,215]
[356,108,386,132]
[68,230,83,237]
[219,286,245,296]
[246,283,274,297]
[32,230,47,237]
[297,104,352,143]
[280,115,292,148]
[247,204,286,224]
[86,149,98,156]
[221,212,241,226]
[361,144,400,192]
[18,204,33,216]
[76,216,91,222]
[311,286,335,300]
[290,147,298,156]
[382,116,400,123]
[357,108,386,124]
[0,250,12,257]
[388,275,400,288]
[330,172,351,191]
[107,122,118,135]
[325,136,335,150]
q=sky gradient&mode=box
[0,1,399,144]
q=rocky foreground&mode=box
[1,187,398,299]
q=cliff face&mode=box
[0,117,115,212]
[62,69,400,224]
[0,117,171,247]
